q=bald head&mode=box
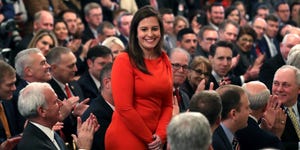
[33,10,54,32]
[280,33,300,60]
[252,17,267,40]
[242,81,270,111]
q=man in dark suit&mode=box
[13,48,53,127]
[17,82,99,150]
[46,46,89,146]
[256,14,280,59]
[195,25,218,58]
[81,63,114,150]
[13,10,54,64]
[82,2,103,44]
[0,61,22,149]
[259,33,300,90]
[212,84,251,150]
[160,8,176,56]
[78,45,113,100]
[208,41,243,90]
[169,48,191,112]
[236,81,283,150]
[189,90,222,133]
[272,65,300,149]
[116,12,133,47]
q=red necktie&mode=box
[64,84,72,98]
[174,88,182,104]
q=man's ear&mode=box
[37,106,46,118]
[87,59,93,68]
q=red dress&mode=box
[105,52,173,149]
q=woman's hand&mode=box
[148,134,162,150]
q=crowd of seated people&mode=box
[1,0,300,149]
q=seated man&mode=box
[17,82,99,150]
[81,63,114,150]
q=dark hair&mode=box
[275,0,288,11]
[128,6,164,74]
[265,14,279,22]
[198,25,217,39]
[99,62,113,89]
[219,19,240,32]
[159,8,173,16]
[237,25,257,41]
[189,91,222,126]
[216,85,245,120]
[208,2,223,12]
[46,46,71,65]
[58,9,78,20]
[177,28,195,42]
[97,21,115,34]
[87,45,113,61]
[209,41,233,57]
[0,60,15,83]
[225,6,241,23]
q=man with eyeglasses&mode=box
[169,48,191,112]
[195,25,218,58]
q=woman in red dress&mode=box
[105,6,173,150]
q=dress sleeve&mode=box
[111,54,153,144]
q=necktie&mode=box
[0,103,11,138]
[287,107,300,139]
[54,132,65,150]
[269,39,277,57]
[232,136,240,150]
[64,84,72,98]
[174,88,182,104]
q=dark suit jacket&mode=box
[81,95,113,150]
[48,79,84,144]
[17,122,66,150]
[236,117,283,150]
[11,79,29,131]
[208,72,242,90]
[212,125,233,150]
[281,102,300,149]
[82,26,95,44]
[118,34,129,48]
[77,71,100,100]
[259,53,285,91]
[0,100,22,144]
[257,36,280,59]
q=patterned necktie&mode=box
[0,103,11,138]
[232,136,240,150]
[287,107,300,139]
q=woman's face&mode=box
[36,35,54,56]
[110,43,124,59]
[174,20,187,35]
[189,63,210,88]
[137,16,161,52]
[227,9,240,23]
[54,22,68,41]
[237,34,254,52]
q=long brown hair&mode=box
[127,6,164,74]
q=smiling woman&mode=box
[27,29,58,56]
[105,6,173,150]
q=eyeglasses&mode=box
[171,63,189,72]
[192,69,210,77]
